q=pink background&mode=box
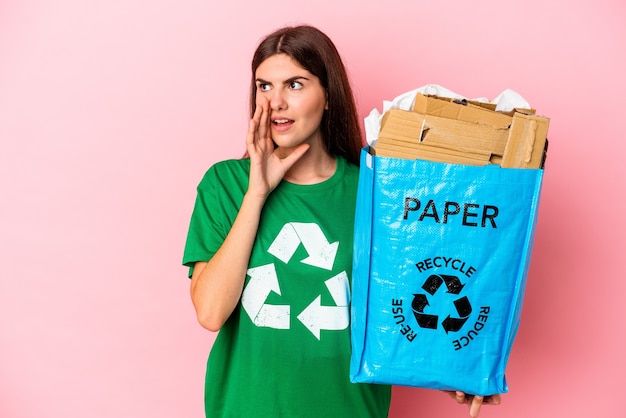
[1,0,624,417]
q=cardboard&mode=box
[412,94,512,129]
[372,142,490,166]
[372,93,550,169]
[378,108,508,157]
[501,113,550,169]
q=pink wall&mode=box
[1,0,624,417]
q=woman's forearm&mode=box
[190,192,266,331]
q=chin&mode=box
[272,137,306,150]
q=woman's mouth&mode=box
[272,118,294,131]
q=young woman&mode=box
[183,24,499,417]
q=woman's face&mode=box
[255,53,328,151]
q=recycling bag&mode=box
[350,147,543,396]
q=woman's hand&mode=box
[245,97,309,199]
[444,391,501,417]
[191,99,311,331]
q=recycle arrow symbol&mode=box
[442,296,472,334]
[297,271,350,340]
[442,275,465,294]
[268,223,339,271]
[411,293,438,329]
[421,274,465,295]
[241,263,290,329]
[412,274,472,332]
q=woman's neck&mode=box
[282,145,336,185]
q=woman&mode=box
[183,24,498,417]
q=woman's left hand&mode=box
[444,391,501,417]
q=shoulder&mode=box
[343,157,359,176]
[197,158,250,190]
[338,155,360,183]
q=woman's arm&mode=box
[190,98,309,331]
[190,192,266,331]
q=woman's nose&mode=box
[268,89,287,111]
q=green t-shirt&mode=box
[183,156,391,418]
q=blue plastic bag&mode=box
[350,147,543,395]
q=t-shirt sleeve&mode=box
[182,167,228,278]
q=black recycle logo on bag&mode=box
[411,274,472,333]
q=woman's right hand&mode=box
[444,390,501,417]
[245,97,309,199]
[191,98,312,332]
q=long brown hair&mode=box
[250,25,363,165]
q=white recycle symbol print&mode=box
[241,222,350,340]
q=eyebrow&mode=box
[255,76,310,85]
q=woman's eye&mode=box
[289,81,303,90]
[258,83,271,92]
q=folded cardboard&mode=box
[372,93,550,169]
[501,112,549,169]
